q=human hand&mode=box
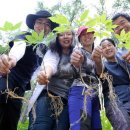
[92,46,102,64]
[122,50,130,63]
[70,49,84,68]
[92,46,103,75]
[0,54,17,75]
[37,70,49,85]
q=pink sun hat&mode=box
[77,26,89,37]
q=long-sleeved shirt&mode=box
[9,41,26,62]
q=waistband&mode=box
[41,89,68,104]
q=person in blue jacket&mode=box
[92,38,130,130]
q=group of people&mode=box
[0,9,130,130]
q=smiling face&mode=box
[101,40,116,62]
[58,31,73,53]
[34,18,51,35]
[79,30,95,51]
[113,16,130,35]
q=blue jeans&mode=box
[28,90,70,130]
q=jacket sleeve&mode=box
[41,49,60,74]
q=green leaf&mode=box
[0,27,7,31]
[38,32,44,41]
[26,35,35,44]
[49,14,70,25]
[79,10,89,21]
[3,21,13,31]
[124,43,130,50]
[112,25,118,29]
[102,31,110,37]
[85,18,96,27]
[117,43,125,48]
[53,25,71,33]
[87,28,95,32]
[0,21,21,32]
[0,44,10,54]
[12,22,22,30]
[116,30,130,49]
[32,31,39,39]
[44,32,55,46]
[94,32,101,38]
[25,31,44,45]
[120,29,126,37]
[115,34,120,39]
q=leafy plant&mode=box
[75,10,90,27]
[0,21,22,32]
[25,31,44,45]
[49,14,72,33]
[115,30,130,49]
[25,31,56,48]
[86,13,116,39]
[49,11,116,39]
[0,21,22,54]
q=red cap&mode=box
[77,26,89,37]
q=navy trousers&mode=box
[0,76,24,130]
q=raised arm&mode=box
[70,49,84,68]
[92,46,103,75]
[0,41,26,75]
[37,50,59,85]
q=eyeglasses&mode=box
[35,20,51,28]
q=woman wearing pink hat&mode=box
[68,26,102,130]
